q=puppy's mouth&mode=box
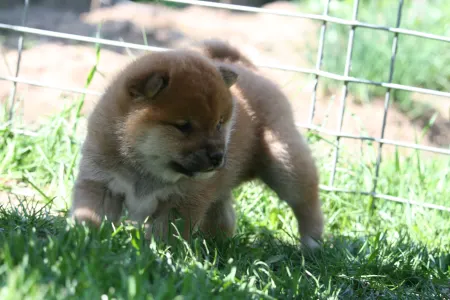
[169,161,221,177]
[170,161,195,177]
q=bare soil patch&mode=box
[1,1,448,153]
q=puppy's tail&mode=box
[200,39,256,69]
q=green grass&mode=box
[1,2,449,295]
[0,100,449,299]
[301,0,450,118]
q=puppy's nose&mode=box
[208,151,224,167]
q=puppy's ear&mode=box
[218,66,238,88]
[129,73,168,100]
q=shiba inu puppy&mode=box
[70,39,323,249]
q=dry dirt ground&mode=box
[0,1,448,167]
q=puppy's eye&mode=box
[216,117,224,131]
[173,122,192,133]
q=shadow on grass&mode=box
[0,199,449,298]
[205,212,450,298]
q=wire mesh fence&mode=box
[1,0,449,212]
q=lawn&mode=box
[0,0,449,297]
[0,101,449,299]
[302,0,450,118]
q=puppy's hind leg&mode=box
[258,125,323,249]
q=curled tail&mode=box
[200,39,256,69]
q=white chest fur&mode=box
[107,173,180,223]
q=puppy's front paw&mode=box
[300,235,322,252]
[71,207,102,227]
[144,221,170,243]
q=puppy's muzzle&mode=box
[172,148,226,176]
[208,150,224,168]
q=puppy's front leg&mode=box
[176,202,211,242]
[71,179,124,226]
[200,192,236,239]
[143,201,173,242]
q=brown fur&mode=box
[70,40,323,248]
[200,39,256,69]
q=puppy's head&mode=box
[115,50,238,182]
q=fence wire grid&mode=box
[1,0,449,212]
